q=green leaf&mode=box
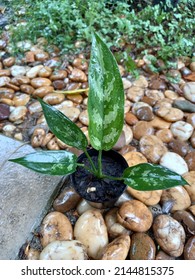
[88,33,124,151]
[39,98,88,150]
[9,150,77,175]
[123,163,189,191]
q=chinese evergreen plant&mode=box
[10,33,188,191]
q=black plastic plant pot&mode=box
[71,149,128,209]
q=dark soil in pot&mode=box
[71,149,128,207]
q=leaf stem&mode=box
[101,174,123,181]
[97,150,102,177]
[54,88,89,95]
[83,149,97,174]
[76,163,95,174]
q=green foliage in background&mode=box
[3,0,195,60]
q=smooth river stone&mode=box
[184,236,195,260]
[153,214,186,257]
[161,186,191,212]
[40,211,73,248]
[123,151,148,167]
[117,200,153,232]
[133,121,154,140]
[31,77,52,88]
[160,152,188,175]
[53,186,81,212]
[10,65,27,77]
[127,86,144,102]
[129,233,156,260]
[105,208,131,239]
[140,135,167,163]
[69,68,87,82]
[39,240,88,260]
[20,84,35,95]
[126,188,162,206]
[74,210,109,259]
[0,76,10,87]
[0,103,10,120]
[9,106,27,122]
[170,121,194,141]
[11,75,30,85]
[183,82,195,102]
[33,86,54,98]
[168,139,190,157]
[13,94,30,106]
[100,235,130,260]
[182,171,195,202]
[132,75,148,88]
[26,65,44,78]
[43,93,65,105]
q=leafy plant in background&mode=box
[10,33,188,192]
[3,0,195,60]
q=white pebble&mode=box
[160,152,188,175]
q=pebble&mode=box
[183,82,195,102]
[140,135,167,163]
[149,116,171,129]
[182,171,195,202]
[136,106,154,121]
[58,106,80,122]
[2,124,16,137]
[133,75,148,88]
[20,84,35,95]
[145,89,164,101]
[0,87,14,98]
[0,76,10,87]
[129,233,156,260]
[127,188,162,206]
[66,94,83,104]
[153,214,185,257]
[31,77,52,88]
[3,56,15,67]
[40,211,73,248]
[69,68,87,82]
[105,207,131,240]
[155,250,175,260]
[72,57,88,71]
[184,236,195,260]
[39,240,88,260]
[0,103,10,120]
[123,124,133,145]
[173,210,195,235]
[53,186,81,212]
[125,112,138,125]
[38,66,52,78]
[117,200,153,232]
[76,199,98,215]
[10,65,27,77]
[127,86,144,102]
[122,78,132,89]
[13,94,30,106]
[33,86,54,98]
[160,152,188,175]
[12,75,30,85]
[50,70,67,80]
[187,113,195,127]
[123,151,147,167]
[170,121,193,141]
[9,106,27,122]
[43,93,65,105]
[155,128,173,143]
[133,121,154,140]
[113,131,126,150]
[185,152,195,171]
[161,186,191,212]
[0,69,11,76]
[100,234,130,260]
[168,139,190,157]
[74,210,108,259]
[164,90,179,100]
[154,100,184,122]
[34,51,49,62]
[79,109,89,126]
[26,65,44,78]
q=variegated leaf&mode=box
[123,163,188,191]
[9,150,77,175]
[39,98,88,150]
[88,33,124,151]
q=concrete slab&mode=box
[0,134,62,259]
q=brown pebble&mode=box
[133,121,154,140]
[33,86,54,98]
[20,84,35,95]
[172,210,195,235]
[129,233,156,260]
[125,112,138,125]
[185,152,195,171]
[31,77,52,88]
[136,106,154,121]
[168,139,190,157]
[53,186,81,212]
[155,250,175,260]
[117,200,153,232]
[184,236,195,260]
[52,80,66,90]
[3,57,15,67]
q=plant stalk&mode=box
[83,149,97,174]
[97,150,103,178]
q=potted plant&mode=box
[10,33,188,208]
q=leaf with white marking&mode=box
[88,33,124,151]
[123,163,189,191]
[39,98,88,150]
[9,151,77,175]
